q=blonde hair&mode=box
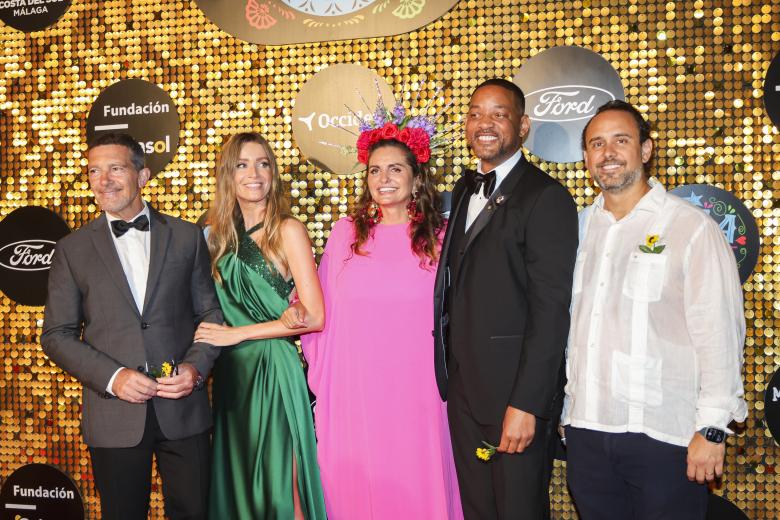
[207,132,291,282]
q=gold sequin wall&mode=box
[1,0,778,517]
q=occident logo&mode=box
[87,79,180,176]
[526,85,616,123]
[291,64,395,175]
[0,240,56,272]
[296,111,372,132]
[0,207,70,306]
[513,46,625,163]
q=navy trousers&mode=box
[565,426,708,520]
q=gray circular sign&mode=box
[291,64,395,175]
[86,79,180,176]
[513,46,625,163]
[0,0,71,32]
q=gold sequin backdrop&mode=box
[0,0,778,517]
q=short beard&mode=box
[595,165,644,193]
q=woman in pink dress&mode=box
[289,106,463,519]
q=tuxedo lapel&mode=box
[460,155,529,258]
[90,214,141,318]
[438,175,471,273]
[142,207,171,314]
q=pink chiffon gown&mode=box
[301,217,463,520]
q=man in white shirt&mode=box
[42,133,222,519]
[562,101,747,519]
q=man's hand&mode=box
[112,368,158,404]
[498,406,536,454]
[687,432,725,483]
[194,322,245,346]
[280,301,308,329]
[156,363,200,400]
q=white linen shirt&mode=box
[562,179,747,447]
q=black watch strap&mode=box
[699,427,726,444]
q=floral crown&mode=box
[342,80,453,166]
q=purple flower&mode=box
[359,120,372,132]
[407,116,436,137]
[392,104,405,124]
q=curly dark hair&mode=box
[350,139,444,267]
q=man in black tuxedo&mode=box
[434,79,578,518]
[41,133,222,519]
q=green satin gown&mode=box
[208,222,326,519]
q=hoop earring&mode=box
[365,200,383,226]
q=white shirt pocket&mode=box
[622,252,667,302]
[610,350,664,407]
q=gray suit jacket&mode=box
[41,206,223,448]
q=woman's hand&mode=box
[280,302,308,329]
[195,322,246,347]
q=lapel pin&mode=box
[495,195,506,205]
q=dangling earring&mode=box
[407,195,424,224]
[365,200,383,226]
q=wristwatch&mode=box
[698,427,726,444]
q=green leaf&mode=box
[639,245,652,253]
[653,245,666,253]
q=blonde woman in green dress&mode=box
[195,132,326,519]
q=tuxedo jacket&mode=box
[433,155,578,425]
[41,207,223,448]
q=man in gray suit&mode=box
[41,133,222,520]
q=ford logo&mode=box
[526,85,617,123]
[0,240,56,272]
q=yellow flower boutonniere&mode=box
[475,441,497,462]
[639,234,665,254]
[161,361,173,378]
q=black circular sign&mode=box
[763,50,780,129]
[86,79,180,176]
[766,369,780,444]
[512,45,626,163]
[670,184,760,284]
[0,463,84,520]
[0,0,71,32]
[0,206,70,306]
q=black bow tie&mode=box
[467,170,496,198]
[111,215,150,238]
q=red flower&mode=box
[357,148,369,164]
[380,123,399,139]
[356,131,372,152]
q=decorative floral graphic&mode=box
[246,0,296,29]
[282,0,378,16]
[201,0,457,43]
[639,234,665,254]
